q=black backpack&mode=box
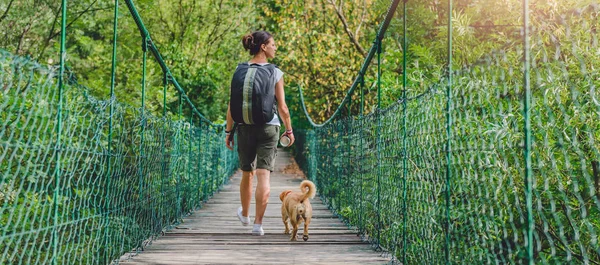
[230,63,278,125]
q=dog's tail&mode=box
[300,180,316,201]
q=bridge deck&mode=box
[120,149,390,265]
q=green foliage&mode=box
[0,0,256,121]
[294,1,600,264]
[0,50,238,264]
[2,0,600,264]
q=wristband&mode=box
[285,129,293,134]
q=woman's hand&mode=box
[225,134,234,150]
[282,130,295,146]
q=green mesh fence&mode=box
[2,0,599,264]
[0,0,237,264]
[294,0,600,264]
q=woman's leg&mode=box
[240,170,254,216]
[253,125,278,228]
[254,168,270,224]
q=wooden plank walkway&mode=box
[120,149,390,265]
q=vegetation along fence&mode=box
[0,0,238,264]
[1,0,599,264]
[294,0,600,264]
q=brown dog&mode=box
[279,180,316,241]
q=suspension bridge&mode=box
[1,0,599,264]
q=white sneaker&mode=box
[252,224,264,236]
[237,207,250,226]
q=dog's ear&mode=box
[279,190,292,201]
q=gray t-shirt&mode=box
[246,62,283,126]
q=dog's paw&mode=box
[290,236,297,241]
[284,230,290,235]
[303,235,309,241]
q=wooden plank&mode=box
[120,245,390,265]
[120,149,390,264]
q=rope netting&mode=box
[0,0,237,264]
[294,0,600,264]
[2,0,600,264]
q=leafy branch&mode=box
[327,0,367,57]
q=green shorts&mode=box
[236,124,280,172]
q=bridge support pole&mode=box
[444,0,453,263]
[375,37,382,250]
[198,121,204,202]
[103,0,119,261]
[138,35,148,249]
[188,114,193,210]
[52,0,68,264]
[522,0,534,263]
[401,0,409,263]
[160,73,169,231]
[177,93,182,221]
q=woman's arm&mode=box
[275,78,295,145]
[225,103,234,150]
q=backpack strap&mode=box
[245,63,276,80]
[246,62,276,70]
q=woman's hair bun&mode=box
[242,31,272,56]
[242,34,255,51]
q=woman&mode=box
[225,30,294,236]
